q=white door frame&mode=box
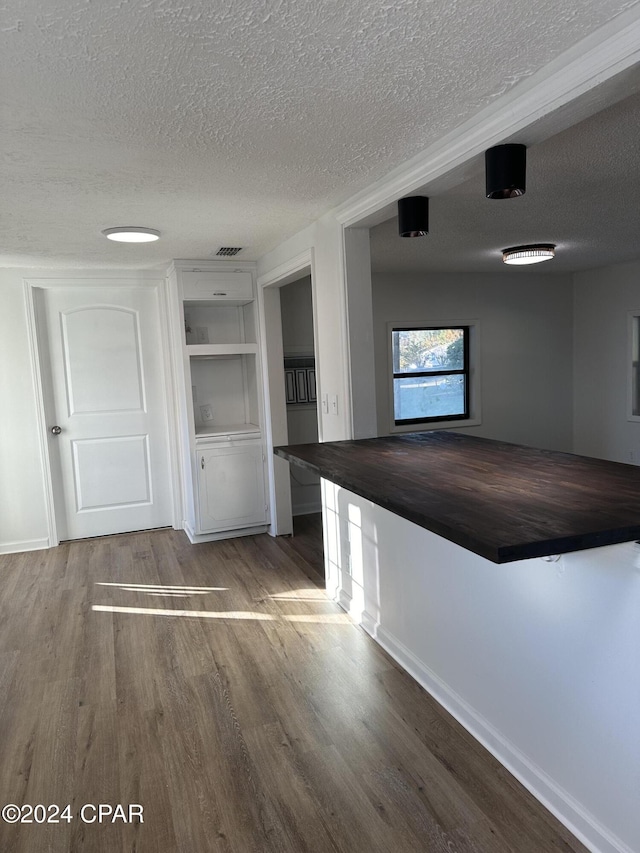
[24,273,182,547]
[257,249,320,537]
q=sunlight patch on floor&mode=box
[96,582,228,593]
[269,588,327,602]
[92,605,273,620]
[91,604,351,624]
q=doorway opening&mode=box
[258,254,324,578]
[280,275,321,518]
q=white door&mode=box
[36,284,173,540]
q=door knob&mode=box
[50,425,62,436]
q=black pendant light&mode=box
[485,144,526,199]
[398,196,429,237]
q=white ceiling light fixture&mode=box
[502,243,555,265]
[102,227,161,243]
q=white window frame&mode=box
[627,310,640,422]
[387,319,482,434]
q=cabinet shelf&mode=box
[184,299,256,347]
[195,423,260,441]
[186,343,258,357]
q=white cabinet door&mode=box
[181,271,253,302]
[197,442,267,533]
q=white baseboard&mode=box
[336,587,352,613]
[359,609,380,637]
[363,621,633,853]
[0,538,50,555]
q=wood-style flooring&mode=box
[0,522,588,852]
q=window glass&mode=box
[392,328,465,374]
[393,375,466,421]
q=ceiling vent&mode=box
[214,247,243,257]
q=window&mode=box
[628,312,640,420]
[391,326,470,425]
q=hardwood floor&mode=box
[289,512,324,580]
[0,528,588,853]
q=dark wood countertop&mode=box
[274,431,640,563]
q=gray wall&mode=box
[372,271,575,452]
[573,259,640,463]
[280,275,314,356]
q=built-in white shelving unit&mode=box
[168,261,269,542]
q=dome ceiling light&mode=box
[502,244,556,265]
[102,227,161,243]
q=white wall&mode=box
[324,480,640,853]
[372,271,575,451]
[573,259,640,463]
[258,214,353,443]
[344,227,377,439]
[0,269,49,551]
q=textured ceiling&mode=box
[1,0,639,267]
[370,88,640,275]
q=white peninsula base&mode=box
[321,479,640,853]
